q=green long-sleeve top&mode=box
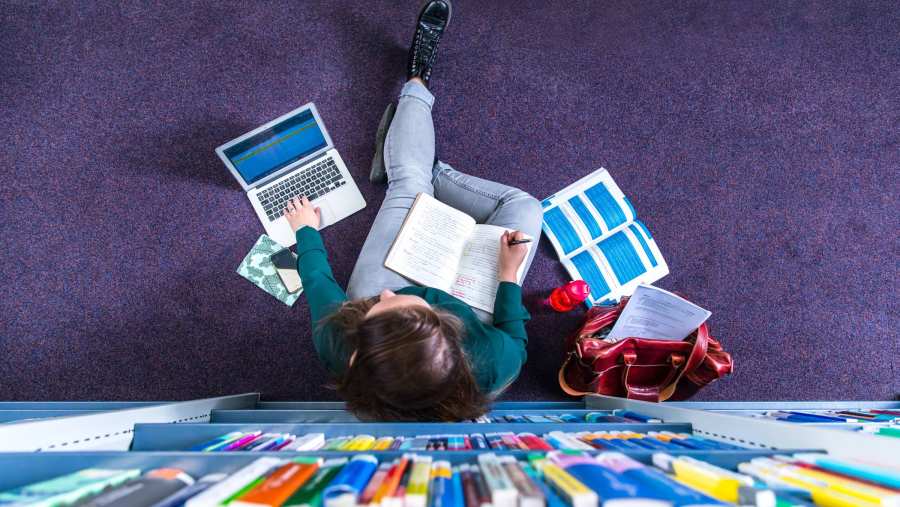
[295,226,530,394]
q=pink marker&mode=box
[222,431,262,451]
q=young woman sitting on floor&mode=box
[286,0,542,421]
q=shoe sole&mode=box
[370,102,396,183]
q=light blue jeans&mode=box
[346,81,543,320]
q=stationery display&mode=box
[186,430,744,453]
[541,168,668,307]
[383,193,533,314]
[9,452,892,507]
[731,409,900,437]
[236,234,303,306]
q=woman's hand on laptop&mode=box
[284,196,321,232]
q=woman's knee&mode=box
[505,191,544,232]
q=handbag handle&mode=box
[557,353,592,397]
[657,323,710,401]
[622,349,684,402]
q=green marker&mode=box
[283,458,348,507]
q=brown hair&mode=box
[323,297,489,421]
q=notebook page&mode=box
[541,168,636,260]
[560,220,668,307]
[384,193,476,291]
[449,224,533,314]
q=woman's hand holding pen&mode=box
[284,196,321,232]
[498,230,530,283]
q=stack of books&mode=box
[187,431,743,453]
[3,452,898,507]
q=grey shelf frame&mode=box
[0,393,259,452]
[131,421,695,451]
[585,395,900,465]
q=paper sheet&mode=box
[606,284,711,342]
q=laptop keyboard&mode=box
[258,157,347,221]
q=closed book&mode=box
[79,468,194,507]
[0,468,140,507]
[232,460,321,507]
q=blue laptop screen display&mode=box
[224,109,328,185]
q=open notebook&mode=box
[542,168,668,307]
[385,193,532,314]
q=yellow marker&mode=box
[758,458,900,507]
[535,461,599,507]
[405,456,433,507]
[653,453,766,505]
[346,435,376,451]
[744,461,881,507]
[372,436,394,451]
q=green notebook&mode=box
[236,235,302,306]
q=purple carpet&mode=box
[1,1,897,402]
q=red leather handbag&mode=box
[558,298,733,401]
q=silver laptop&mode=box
[216,103,366,247]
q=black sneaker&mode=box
[407,0,452,87]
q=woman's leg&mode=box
[432,162,544,282]
[346,80,437,299]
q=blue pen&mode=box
[782,411,857,422]
[766,411,841,423]
[613,410,662,423]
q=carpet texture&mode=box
[1,1,897,402]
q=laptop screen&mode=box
[224,108,328,185]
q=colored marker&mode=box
[652,453,774,506]
[323,454,378,507]
[283,458,348,507]
[359,462,392,505]
[612,410,662,423]
[531,459,598,507]
[405,455,433,507]
[498,455,545,507]
[189,432,243,452]
[429,461,454,507]
[222,431,264,451]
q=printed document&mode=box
[606,284,711,342]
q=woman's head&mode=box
[326,293,488,421]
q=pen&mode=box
[508,238,532,246]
